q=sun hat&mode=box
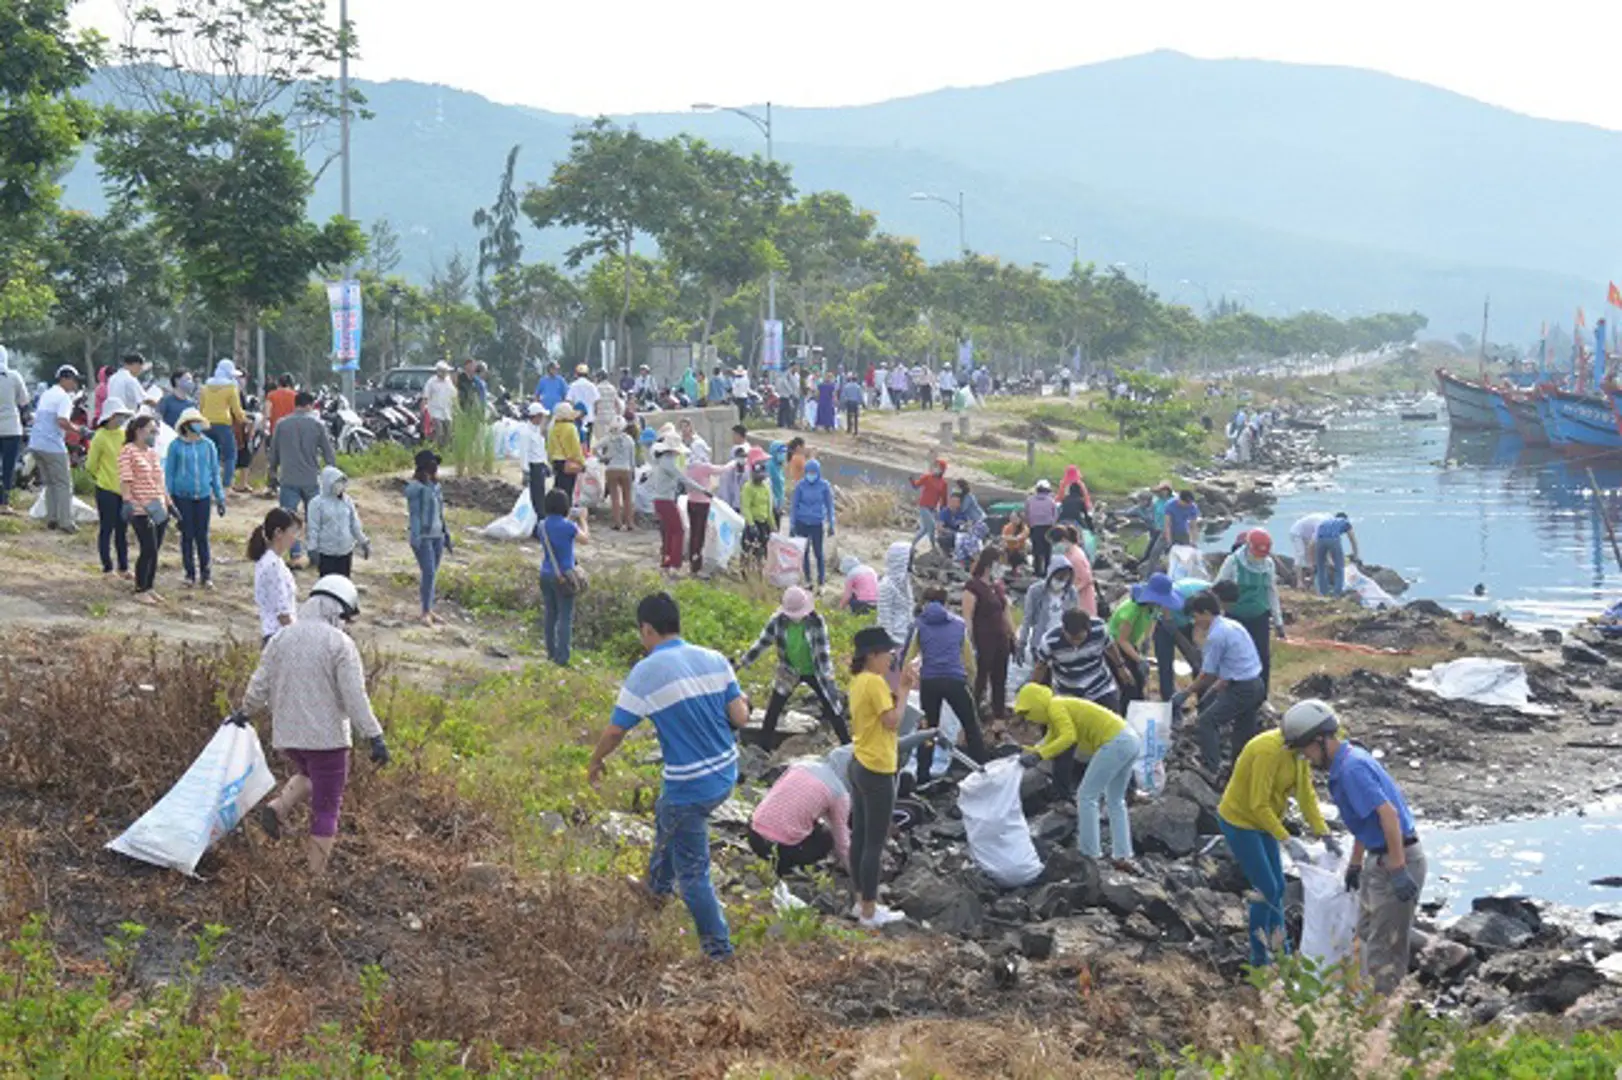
[97,404,134,428]
[173,407,209,431]
[575,364,589,375]
[1246,527,1273,558]
[652,434,685,455]
[526,401,548,417]
[1153,480,1173,493]
[55,364,82,383]
[779,587,814,620]
[435,360,452,372]
[852,625,901,661]
[1130,571,1185,612]
[553,403,577,421]
[1034,479,1052,493]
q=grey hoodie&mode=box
[1019,558,1080,652]
[876,540,915,647]
[305,466,369,558]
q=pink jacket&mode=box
[1065,544,1097,617]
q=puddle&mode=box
[1423,798,1622,921]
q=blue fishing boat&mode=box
[1482,386,1518,431]
[1543,387,1622,454]
[1436,368,1499,429]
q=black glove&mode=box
[226,710,250,728]
[369,735,391,766]
[1343,863,1362,893]
[1018,751,1042,769]
[1389,866,1420,904]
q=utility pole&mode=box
[338,0,355,401]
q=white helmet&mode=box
[310,575,360,620]
[1282,699,1338,748]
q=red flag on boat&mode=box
[1577,307,1587,329]
[1609,282,1622,308]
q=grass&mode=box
[447,404,495,477]
[981,436,1173,495]
[337,440,415,478]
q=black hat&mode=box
[414,448,441,473]
[852,626,900,661]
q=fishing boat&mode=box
[1502,387,1550,446]
[1482,386,1518,431]
[1535,389,1571,448]
[1541,387,1622,453]
[1436,368,1499,429]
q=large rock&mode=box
[1128,795,1202,857]
[1479,952,1606,1013]
[1163,771,1223,834]
[1404,599,1452,619]
[1019,765,1059,815]
[1030,809,1077,845]
[1030,866,1104,919]
[1563,641,1609,666]
[1470,895,1544,935]
[890,864,984,935]
[1447,910,1535,953]
[1416,935,1478,984]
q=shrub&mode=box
[446,403,495,477]
[982,437,1171,494]
[337,440,415,478]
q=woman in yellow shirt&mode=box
[1217,727,1341,968]
[1013,683,1140,865]
[87,406,134,577]
[846,626,918,929]
[197,359,247,492]
[546,404,586,502]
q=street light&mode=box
[1179,278,1211,311]
[911,190,966,255]
[692,101,776,332]
[1112,261,1149,286]
[1039,234,1080,266]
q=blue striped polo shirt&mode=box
[612,638,741,805]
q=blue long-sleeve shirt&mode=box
[535,375,568,410]
[164,436,224,503]
[791,478,837,530]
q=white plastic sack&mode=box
[1168,545,1204,581]
[480,487,537,541]
[1298,856,1358,967]
[765,532,807,587]
[575,458,607,510]
[106,721,277,876]
[632,465,655,515]
[900,689,962,781]
[703,497,745,570]
[490,418,526,460]
[28,491,99,525]
[957,757,1043,887]
[1125,700,1174,799]
[1407,658,1555,715]
[1344,565,1397,610]
[1005,654,1035,699]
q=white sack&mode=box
[1298,855,1358,967]
[1344,565,1397,610]
[1168,545,1204,582]
[1407,658,1555,715]
[29,491,98,525]
[575,458,607,510]
[480,487,538,541]
[1125,700,1175,799]
[490,418,526,460]
[765,533,807,587]
[703,496,745,570]
[956,757,1043,887]
[632,465,655,515]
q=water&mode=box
[1423,800,1622,920]
[1220,402,1622,629]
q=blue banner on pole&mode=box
[763,319,784,370]
[328,280,363,373]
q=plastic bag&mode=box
[1298,856,1357,966]
[957,757,1043,887]
[1168,545,1204,581]
[28,491,98,525]
[1406,657,1554,715]
[1125,700,1174,798]
[480,487,537,541]
[632,465,655,515]
[106,721,277,876]
[1344,565,1397,610]
[1005,653,1035,699]
[490,418,526,460]
[576,458,607,509]
[765,533,807,587]
[899,689,960,780]
[704,497,745,570]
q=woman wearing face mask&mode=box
[117,415,174,604]
[1051,525,1097,617]
[962,546,1016,721]
[164,408,226,589]
[1017,558,1079,667]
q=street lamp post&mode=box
[1038,234,1080,267]
[338,0,354,401]
[1112,261,1149,287]
[1178,279,1211,312]
[387,283,404,369]
[911,190,966,255]
[692,101,776,331]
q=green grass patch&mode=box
[337,440,415,478]
[982,437,1172,495]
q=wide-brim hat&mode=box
[553,403,577,421]
[779,587,814,620]
[852,626,901,661]
[98,405,135,428]
[652,435,685,455]
[435,361,452,372]
[173,407,209,431]
[1034,479,1052,493]
[1153,480,1174,493]
[1130,571,1184,612]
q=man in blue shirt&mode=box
[707,366,731,405]
[1137,480,1176,572]
[1284,698,1425,994]
[1164,489,1201,546]
[1314,512,1360,597]
[534,362,568,411]
[1171,591,1265,775]
[588,592,749,959]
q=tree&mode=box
[0,0,102,326]
[421,251,493,364]
[777,192,878,349]
[48,208,172,367]
[522,118,684,366]
[365,218,403,277]
[473,145,528,386]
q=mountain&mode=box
[61,52,1622,336]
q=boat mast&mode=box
[1478,296,1490,382]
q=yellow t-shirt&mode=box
[198,383,244,427]
[1218,729,1329,841]
[849,671,898,775]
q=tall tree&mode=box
[0,0,102,327]
[473,145,528,386]
[47,208,172,366]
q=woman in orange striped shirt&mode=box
[118,416,174,604]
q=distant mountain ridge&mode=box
[60,51,1622,336]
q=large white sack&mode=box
[106,721,277,876]
[490,418,525,460]
[1125,700,1175,799]
[1344,565,1397,610]
[1167,545,1204,582]
[632,465,655,515]
[29,491,99,525]
[1298,856,1358,967]
[957,757,1043,887]
[575,458,607,510]
[704,496,745,570]
[765,532,807,587]
[1406,657,1555,715]
[480,487,537,541]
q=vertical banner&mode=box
[957,338,973,376]
[327,280,362,373]
[762,319,784,370]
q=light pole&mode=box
[1178,278,1211,312]
[692,101,776,331]
[1038,234,1080,267]
[1112,261,1149,287]
[387,283,403,369]
[338,0,355,400]
[911,190,966,255]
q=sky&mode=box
[71,0,1622,131]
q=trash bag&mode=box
[480,487,537,541]
[576,458,607,509]
[704,497,745,570]
[1168,545,1203,581]
[1005,653,1035,699]
[1344,565,1397,610]
[1079,528,1098,561]
[106,720,277,876]
[957,757,1043,887]
[899,689,961,781]
[765,533,807,587]
[1125,700,1174,798]
[490,418,526,460]
[632,465,655,515]
[28,491,98,525]
[1406,657,1553,715]
[1298,854,1357,967]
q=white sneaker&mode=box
[859,904,906,929]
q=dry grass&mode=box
[836,487,910,530]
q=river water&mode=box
[1221,400,1622,630]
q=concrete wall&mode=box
[747,438,1026,507]
[644,405,740,456]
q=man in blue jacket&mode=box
[534,363,568,411]
[789,458,836,586]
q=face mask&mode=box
[1048,579,1067,594]
[178,377,195,395]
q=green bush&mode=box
[338,440,415,478]
[982,437,1171,494]
[446,404,495,477]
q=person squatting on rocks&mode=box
[748,745,854,876]
[1289,698,1425,994]
[846,626,925,928]
[588,592,750,960]
[735,587,850,747]
[1014,684,1139,867]
[1171,591,1267,777]
[911,586,990,780]
[237,574,387,877]
[1217,722,1341,968]
[1106,572,1184,704]
[838,554,879,615]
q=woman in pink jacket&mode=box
[1053,524,1097,617]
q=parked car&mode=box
[352,366,438,410]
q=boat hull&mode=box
[1543,390,1622,454]
[1436,369,1499,429]
[1483,387,1518,431]
[1504,391,1550,446]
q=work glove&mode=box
[1388,865,1420,904]
[1322,833,1343,859]
[1168,690,1190,714]
[215,500,227,518]
[226,710,250,728]
[369,735,391,766]
[359,540,372,560]
[1284,837,1311,864]
[1018,751,1042,769]
[1343,864,1362,893]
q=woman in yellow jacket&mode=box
[1014,683,1140,864]
[1216,726,1342,967]
[87,405,135,577]
[547,403,586,502]
[198,359,248,493]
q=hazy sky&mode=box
[72,0,1622,131]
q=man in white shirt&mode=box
[28,365,83,532]
[519,402,551,515]
[423,361,457,444]
[730,366,752,423]
[1289,512,1331,589]
[103,352,146,423]
[566,364,601,448]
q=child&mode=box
[250,507,302,645]
[305,465,370,578]
[741,460,774,572]
[1001,509,1030,573]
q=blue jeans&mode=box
[793,520,825,584]
[412,537,443,615]
[174,496,213,583]
[1219,818,1288,967]
[648,794,732,959]
[539,574,575,665]
[915,507,938,551]
[278,482,317,558]
[206,427,237,491]
[1076,729,1140,858]
[1315,538,1345,596]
